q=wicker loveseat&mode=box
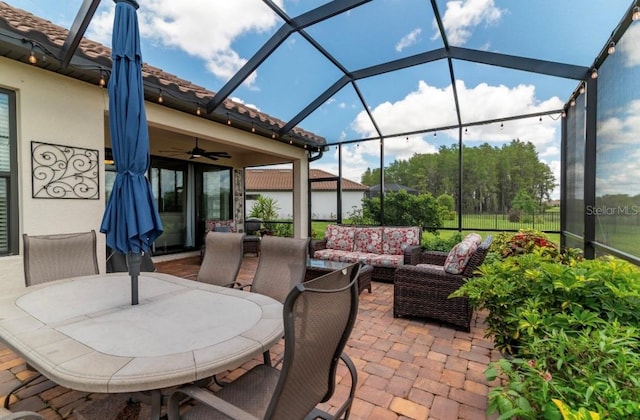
[309,224,422,283]
[393,234,493,331]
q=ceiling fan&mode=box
[159,137,231,161]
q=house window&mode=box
[0,89,18,256]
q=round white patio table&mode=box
[0,272,284,418]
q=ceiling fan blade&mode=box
[203,151,231,159]
[158,147,187,153]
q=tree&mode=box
[511,189,537,214]
[360,168,381,186]
[362,190,443,232]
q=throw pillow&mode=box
[443,240,479,274]
[463,233,482,245]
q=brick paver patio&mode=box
[0,255,501,419]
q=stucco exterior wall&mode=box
[247,190,364,220]
[0,56,311,292]
[0,57,108,291]
[312,191,365,219]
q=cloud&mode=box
[348,78,564,196]
[596,150,640,195]
[433,0,503,46]
[311,144,371,185]
[352,79,562,148]
[395,28,422,52]
[597,99,640,151]
[620,23,640,67]
[88,0,282,85]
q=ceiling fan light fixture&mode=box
[158,137,231,161]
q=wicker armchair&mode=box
[393,235,493,332]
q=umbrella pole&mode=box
[127,251,142,305]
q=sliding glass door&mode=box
[194,165,232,247]
[106,153,232,255]
[150,159,188,254]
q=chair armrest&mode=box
[306,353,358,420]
[394,265,466,294]
[403,245,422,265]
[309,239,328,255]
[421,251,448,265]
[167,384,259,420]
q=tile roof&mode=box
[246,168,369,191]
[0,1,325,147]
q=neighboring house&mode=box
[0,3,324,291]
[366,184,419,199]
[246,168,368,220]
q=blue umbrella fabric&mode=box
[100,0,162,305]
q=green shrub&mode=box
[362,190,443,232]
[453,253,640,418]
[421,232,462,252]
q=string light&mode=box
[464,127,468,134]
[539,116,542,122]
[251,123,256,133]
[98,70,106,87]
[561,111,566,118]
[226,113,231,125]
[272,131,276,139]
[579,83,585,94]
[591,69,598,79]
[28,48,37,64]
[633,5,640,21]
[196,104,201,116]
[607,41,616,54]
[434,131,437,137]
[500,122,504,130]
[289,139,293,144]
[570,99,576,107]
[157,89,163,103]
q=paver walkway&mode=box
[0,256,501,419]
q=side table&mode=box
[305,259,373,294]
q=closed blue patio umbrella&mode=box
[101,0,162,305]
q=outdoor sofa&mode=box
[309,224,422,282]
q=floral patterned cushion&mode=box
[205,219,237,233]
[382,226,421,255]
[324,225,355,251]
[443,239,479,274]
[353,227,383,254]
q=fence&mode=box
[440,211,561,233]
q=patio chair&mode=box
[23,230,99,287]
[7,231,99,409]
[243,235,310,304]
[0,407,44,420]
[166,263,361,420]
[195,231,245,287]
[243,217,262,256]
[393,235,493,332]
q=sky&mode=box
[5,0,637,199]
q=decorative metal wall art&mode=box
[31,141,99,199]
